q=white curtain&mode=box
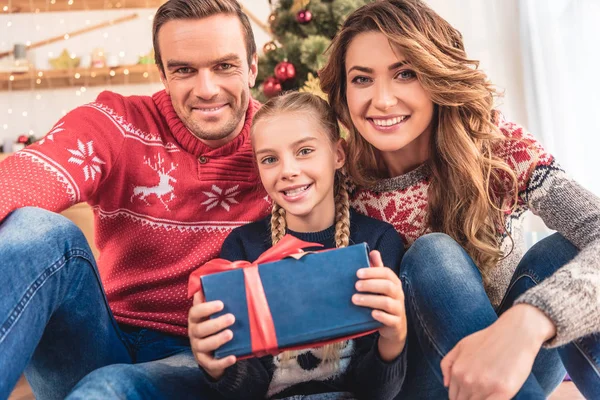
[519,0,600,195]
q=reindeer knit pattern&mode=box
[351,114,600,347]
[0,90,271,336]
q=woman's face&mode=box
[345,31,435,170]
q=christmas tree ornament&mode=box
[274,61,296,82]
[263,76,282,98]
[49,49,80,70]
[296,9,313,24]
[263,41,278,54]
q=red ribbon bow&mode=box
[187,234,324,357]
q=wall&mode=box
[1,0,524,147]
[0,0,273,149]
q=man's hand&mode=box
[352,250,407,362]
[188,291,237,380]
[440,303,556,400]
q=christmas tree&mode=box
[254,0,371,102]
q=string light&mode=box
[3,6,8,11]
[9,75,14,81]
[3,124,8,130]
[74,73,81,79]
[36,79,42,84]
[22,112,28,117]
[109,70,116,77]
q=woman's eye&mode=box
[351,76,371,85]
[298,148,314,156]
[396,69,417,80]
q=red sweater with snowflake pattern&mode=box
[0,90,270,336]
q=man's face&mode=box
[158,15,257,148]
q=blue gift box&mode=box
[200,243,381,359]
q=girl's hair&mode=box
[319,0,519,283]
[251,91,350,363]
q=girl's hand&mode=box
[440,303,556,400]
[352,250,407,361]
[188,291,237,380]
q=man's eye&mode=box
[217,63,233,70]
[175,67,193,74]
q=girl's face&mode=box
[345,31,435,174]
[252,112,345,232]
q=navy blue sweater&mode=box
[202,209,406,400]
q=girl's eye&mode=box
[396,69,417,80]
[350,76,371,85]
[260,156,277,165]
[298,148,314,156]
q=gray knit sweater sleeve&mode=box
[514,159,600,347]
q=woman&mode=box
[319,0,600,399]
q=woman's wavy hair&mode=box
[251,91,351,363]
[320,0,520,283]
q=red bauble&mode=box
[296,9,312,24]
[274,61,296,82]
[17,134,29,144]
[263,76,282,98]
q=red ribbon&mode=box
[187,234,324,357]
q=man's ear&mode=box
[334,138,347,170]
[248,53,258,88]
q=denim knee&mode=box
[401,233,482,286]
[1,207,89,262]
[67,364,152,399]
[517,232,578,282]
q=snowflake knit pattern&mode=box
[351,114,600,347]
[0,90,271,336]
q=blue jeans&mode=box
[397,232,600,399]
[0,208,219,400]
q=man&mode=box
[0,1,270,398]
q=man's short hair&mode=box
[153,0,257,72]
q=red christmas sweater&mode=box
[0,90,271,336]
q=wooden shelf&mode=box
[0,63,162,91]
[1,0,166,13]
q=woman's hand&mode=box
[352,250,407,362]
[440,303,556,400]
[188,291,237,380]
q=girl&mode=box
[188,92,408,400]
[319,0,600,399]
